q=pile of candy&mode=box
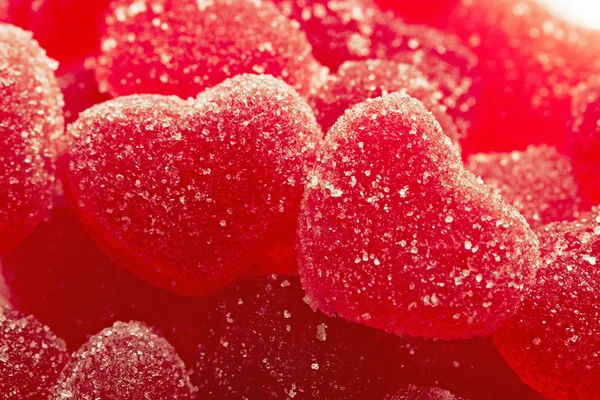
[0,0,599,399]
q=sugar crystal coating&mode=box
[50,321,195,400]
[384,385,464,400]
[66,74,322,296]
[0,305,69,399]
[271,0,382,70]
[2,198,211,362]
[194,274,402,399]
[98,0,325,99]
[494,208,600,400]
[0,23,64,255]
[568,77,600,204]
[467,145,583,229]
[298,93,539,339]
[439,0,600,154]
[310,59,460,143]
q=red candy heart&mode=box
[98,0,325,99]
[310,59,460,144]
[494,209,600,400]
[65,74,322,296]
[298,93,539,340]
[467,145,584,229]
[0,24,64,255]
[0,306,69,399]
[49,321,195,400]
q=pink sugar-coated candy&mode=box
[494,208,600,400]
[310,59,460,143]
[193,274,403,399]
[467,145,584,229]
[6,0,111,63]
[0,306,69,399]
[58,58,111,124]
[65,74,321,296]
[270,0,382,71]
[568,77,600,204]
[384,386,464,400]
[49,321,195,400]
[98,0,325,99]
[298,93,539,340]
[0,24,64,255]
[438,0,600,154]
[2,198,210,363]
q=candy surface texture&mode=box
[298,93,539,339]
[50,321,195,399]
[0,306,69,399]
[66,74,321,296]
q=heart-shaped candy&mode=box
[66,74,321,296]
[297,93,539,339]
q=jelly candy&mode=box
[50,321,195,399]
[98,0,324,99]
[0,306,69,399]
[494,208,600,400]
[0,24,64,255]
[65,74,321,296]
[298,93,539,339]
